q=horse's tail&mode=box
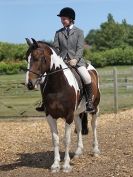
[80,112,89,135]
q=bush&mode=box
[0,42,27,62]
[0,61,27,74]
[83,46,133,67]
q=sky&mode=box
[0,0,133,44]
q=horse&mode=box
[25,38,100,173]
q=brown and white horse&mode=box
[25,38,100,173]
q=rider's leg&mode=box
[77,66,94,112]
[36,84,45,112]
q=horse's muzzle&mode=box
[27,80,34,90]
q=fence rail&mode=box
[99,67,133,113]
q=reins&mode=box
[26,66,70,78]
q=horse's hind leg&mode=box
[63,121,73,173]
[91,110,100,156]
[46,115,60,172]
[74,115,84,158]
[81,112,89,135]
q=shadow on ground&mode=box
[0,151,75,171]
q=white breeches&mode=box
[77,66,91,84]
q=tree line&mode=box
[0,13,133,74]
[84,13,133,66]
[85,13,133,51]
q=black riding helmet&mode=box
[57,7,75,20]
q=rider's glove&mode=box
[69,59,77,66]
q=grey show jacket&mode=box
[53,25,86,67]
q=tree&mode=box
[107,13,115,23]
[85,13,131,51]
[126,26,133,46]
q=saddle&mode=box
[69,66,85,103]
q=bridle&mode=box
[26,47,73,85]
[26,54,71,81]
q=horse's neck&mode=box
[44,49,79,95]
[50,48,67,70]
[45,49,68,91]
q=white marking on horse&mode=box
[46,115,60,172]
[26,54,31,85]
[87,63,100,89]
[50,48,80,110]
[74,116,83,157]
[63,122,72,172]
[87,63,96,71]
[91,113,100,155]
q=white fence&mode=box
[99,67,133,113]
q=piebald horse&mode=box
[25,38,100,173]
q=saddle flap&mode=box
[69,66,84,93]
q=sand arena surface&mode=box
[0,109,132,177]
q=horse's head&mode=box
[25,38,53,90]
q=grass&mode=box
[0,74,43,118]
[0,65,133,118]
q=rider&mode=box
[36,7,94,113]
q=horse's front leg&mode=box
[74,115,84,158]
[46,115,60,172]
[63,121,72,173]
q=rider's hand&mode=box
[69,59,77,66]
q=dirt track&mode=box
[0,109,133,177]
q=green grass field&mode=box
[0,65,133,118]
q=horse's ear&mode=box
[25,38,32,46]
[31,38,38,48]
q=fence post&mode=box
[113,67,118,114]
[132,67,133,85]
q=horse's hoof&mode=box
[74,154,80,159]
[63,165,72,173]
[93,153,100,157]
[51,167,60,173]
[51,164,60,173]
[93,148,100,157]
[74,148,83,158]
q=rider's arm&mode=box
[53,32,60,54]
[74,30,84,61]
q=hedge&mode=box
[0,61,27,74]
[83,47,133,67]
[0,44,133,74]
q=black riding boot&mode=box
[85,83,95,113]
[36,99,45,112]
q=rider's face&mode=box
[61,17,71,27]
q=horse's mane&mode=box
[37,41,59,55]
